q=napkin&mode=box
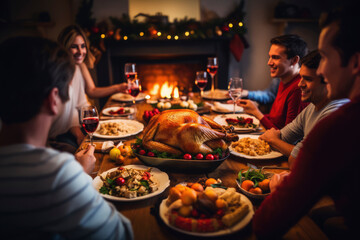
[81,141,115,152]
[213,102,243,113]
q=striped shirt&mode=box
[0,144,133,240]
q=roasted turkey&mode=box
[142,109,239,155]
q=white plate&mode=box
[93,165,170,202]
[93,119,144,139]
[102,106,134,116]
[159,194,254,237]
[111,92,146,102]
[230,134,283,159]
[213,114,260,131]
[203,89,230,100]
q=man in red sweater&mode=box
[239,34,308,129]
[253,2,360,239]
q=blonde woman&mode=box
[49,25,127,152]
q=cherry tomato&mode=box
[216,209,224,217]
[147,151,155,157]
[139,149,146,155]
[115,177,125,186]
[191,208,199,218]
[195,153,203,160]
[142,172,151,180]
[183,154,192,160]
[206,154,214,160]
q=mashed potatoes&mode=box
[231,137,271,156]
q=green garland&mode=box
[77,0,247,47]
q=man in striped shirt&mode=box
[0,37,133,239]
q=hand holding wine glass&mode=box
[195,71,208,99]
[228,77,243,114]
[80,106,99,146]
[207,57,218,96]
[124,63,137,81]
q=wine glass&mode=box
[128,78,141,118]
[195,71,208,99]
[124,63,137,81]
[80,105,99,146]
[207,57,218,97]
[228,77,243,114]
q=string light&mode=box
[123,36,128,40]
[167,35,171,40]
[174,35,179,40]
[228,23,233,28]
[185,31,190,37]
[139,32,144,37]
[100,34,105,38]
[157,32,162,36]
[238,22,243,27]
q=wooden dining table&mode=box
[79,94,329,240]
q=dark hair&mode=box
[300,50,321,69]
[270,34,308,61]
[319,1,360,66]
[300,49,325,83]
[58,25,95,69]
[0,36,74,124]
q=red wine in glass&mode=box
[82,117,99,133]
[207,57,218,97]
[80,105,99,146]
[196,79,208,89]
[129,87,140,98]
[195,71,208,99]
[207,65,218,76]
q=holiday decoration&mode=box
[76,0,248,61]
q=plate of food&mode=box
[203,89,230,101]
[93,119,144,139]
[159,179,254,237]
[230,135,283,159]
[236,167,274,200]
[102,106,134,116]
[213,114,260,132]
[211,102,243,113]
[111,92,146,102]
[93,165,170,202]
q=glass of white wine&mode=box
[228,77,243,114]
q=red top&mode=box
[253,94,360,238]
[260,74,308,129]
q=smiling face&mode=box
[267,44,295,81]
[298,65,327,104]
[317,23,354,100]
[69,35,87,65]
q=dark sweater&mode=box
[253,94,360,238]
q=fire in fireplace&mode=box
[138,62,202,99]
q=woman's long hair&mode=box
[57,25,95,69]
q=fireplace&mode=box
[96,38,230,105]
